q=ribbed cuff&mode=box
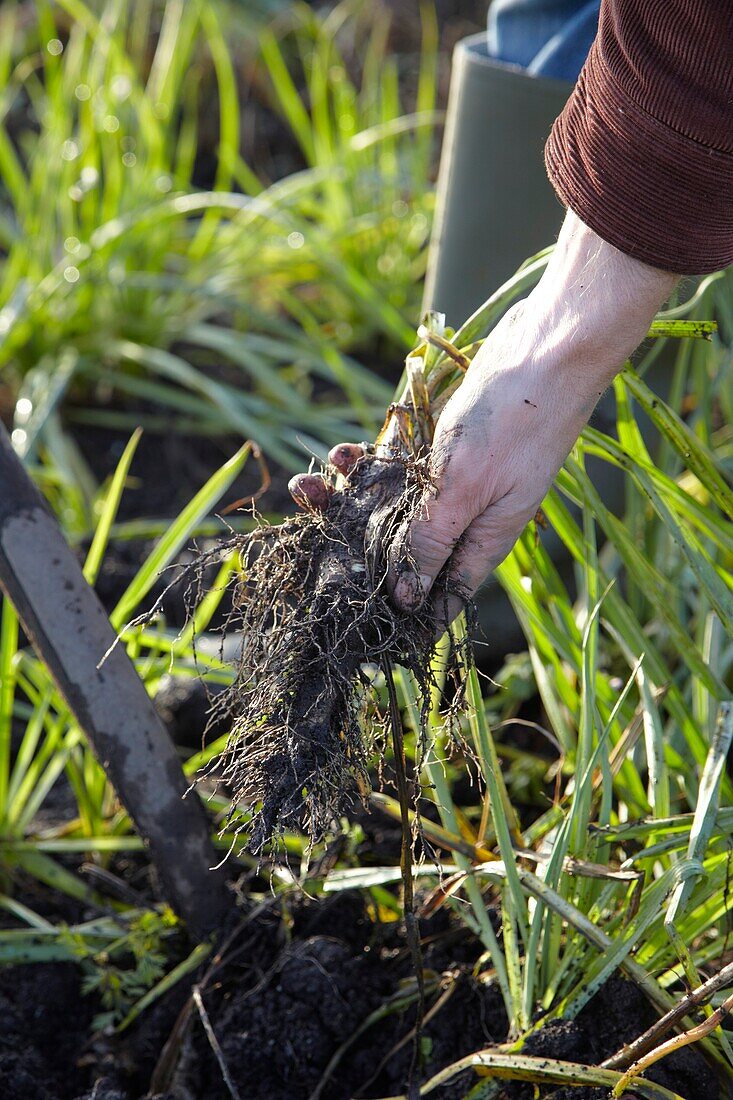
[545,40,733,275]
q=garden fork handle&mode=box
[0,422,231,938]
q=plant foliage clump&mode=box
[61,906,179,1032]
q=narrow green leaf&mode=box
[415,1051,684,1099]
[0,600,19,821]
[647,320,717,340]
[111,443,253,629]
[83,428,143,585]
[623,369,733,519]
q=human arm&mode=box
[391,0,733,610]
[389,208,678,610]
[290,210,677,610]
[291,0,733,616]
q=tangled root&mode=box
[186,448,468,854]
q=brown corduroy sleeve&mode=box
[545,0,733,274]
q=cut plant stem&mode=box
[416,325,471,371]
[384,654,425,1100]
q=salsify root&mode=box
[186,321,478,853]
[195,445,447,852]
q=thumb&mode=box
[389,490,468,612]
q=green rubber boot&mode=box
[423,34,572,324]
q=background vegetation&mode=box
[0,1,731,1098]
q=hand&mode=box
[289,211,678,619]
[390,210,679,612]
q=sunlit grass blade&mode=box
[666,702,733,927]
[0,599,19,823]
[83,428,143,585]
[622,368,733,518]
[111,442,254,629]
[413,1051,685,1100]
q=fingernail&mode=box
[393,573,417,611]
[393,571,432,612]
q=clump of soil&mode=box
[194,894,508,1100]
[190,446,464,853]
[0,962,94,1099]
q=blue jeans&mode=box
[487,0,600,81]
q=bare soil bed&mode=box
[0,874,723,1100]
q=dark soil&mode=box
[0,962,95,1099]
[0,884,726,1100]
[71,420,294,526]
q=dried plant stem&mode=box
[603,959,733,1071]
[193,986,243,1100]
[611,992,733,1097]
[417,325,471,371]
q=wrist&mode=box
[527,210,679,387]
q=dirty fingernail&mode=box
[288,473,332,511]
[392,573,419,611]
[329,442,365,475]
[393,571,432,612]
